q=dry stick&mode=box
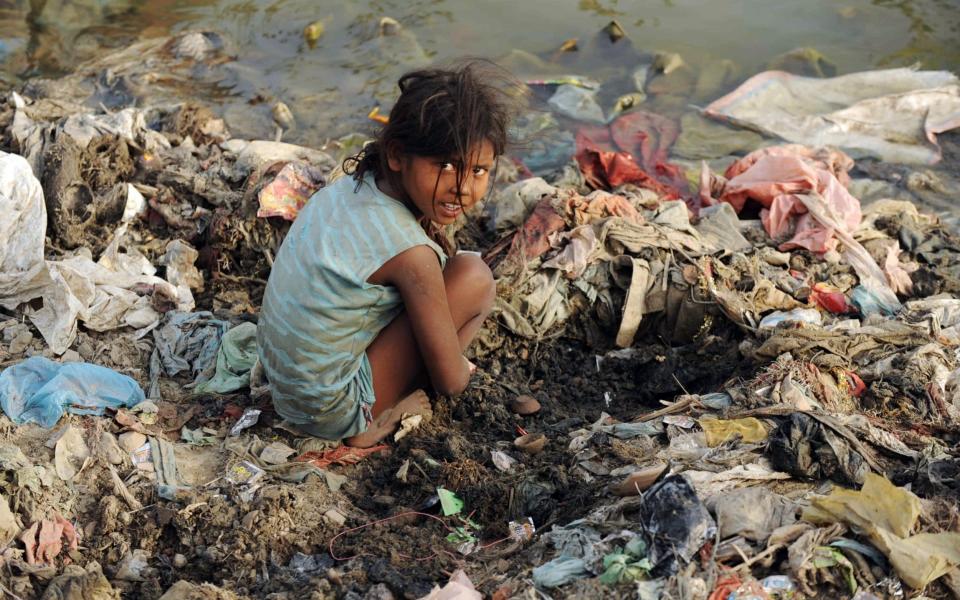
[671,373,691,396]
[633,395,699,423]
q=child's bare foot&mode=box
[345,390,432,448]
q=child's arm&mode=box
[374,245,471,395]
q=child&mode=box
[257,61,521,448]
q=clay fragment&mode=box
[514,433,547,455]
[511,394,541,416]
[610,463,668,496]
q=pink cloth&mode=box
[701,145,860,253]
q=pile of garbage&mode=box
[0,23,959,600]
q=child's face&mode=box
[388,139,495,225]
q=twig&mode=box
[633,394,699,423]
[671,373,691,396]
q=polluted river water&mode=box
[1,0,959,145]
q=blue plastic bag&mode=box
[850,284,901,317]
[0,356,145,428]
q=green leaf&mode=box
[437,487,464,516]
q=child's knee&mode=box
[447,253,495,308]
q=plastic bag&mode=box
[0,151,50,311]
[638,474,717,576]
[759,308,822,329]
[531,556,590,588]
[548,84,605,123]
[256,162,325,221]
[850,285,901,317]
[0,356,145,428]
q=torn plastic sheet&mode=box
[0,152,49,309]
[485,177,558,233]
[11,95,172,178]
[0,152,194,353]
[701,145,861,255]
[704,68,960,164]
[707,486,797,542]
[532,556,590,588]
[638,474,716,576]
[767,412,869,486]
[256,161,326,221]
[591,412,663,438]
[30,224,194,354]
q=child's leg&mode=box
[345,254,495,447]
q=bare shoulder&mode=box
[367,244,443,288]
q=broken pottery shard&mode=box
[610,463,667,496]
[511,394,541,415]
[514,432,547,455]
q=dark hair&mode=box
[344,59,524,251]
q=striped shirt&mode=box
[257,174,446,439]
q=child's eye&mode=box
[473,167,488,176]
[439,162,456,172]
